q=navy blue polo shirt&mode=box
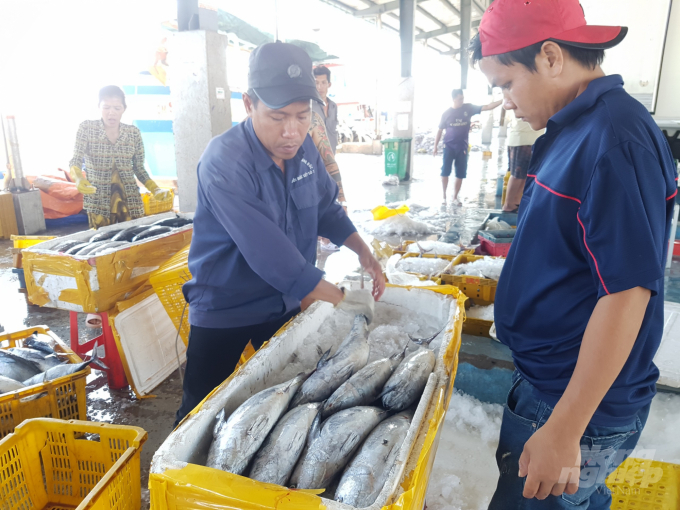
[184,118,356,329]
[495,75,677,426]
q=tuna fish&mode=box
[152,216,193,228]
[248,402,323,486]
[290,406,388,490]
[290,315,370,408]
[51,240,85,253]
[131,226,173,242]
[381,347,435,412]
[111,225,153,242]
[88,241,130,256]
[335,410,413,507]
[88,228,124,243]
[0,375,26,395]
[22,343,106,387]
[206,373,309,475]
[64,242,93,255]
[7,347,64,371]
[73,241,109,256]
[23,333,57,355]
[322,349,405,418]
[0,350,42,382]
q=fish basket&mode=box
[0,326,89,438]
[394,243,460,260]
[149,246,191,346]
[0,418,147,510]
[143,188,175,216]
[10,235,57,249]
[440,254,502,306]
[606,457,680,510]
[150,284,467,510]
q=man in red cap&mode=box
[470,1,677,508]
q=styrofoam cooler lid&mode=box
[113,293,187,396]
[656,301,680,389]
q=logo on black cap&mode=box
[288,65,301,79]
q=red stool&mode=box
[69,311,129,390]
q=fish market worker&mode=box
[471,0,677,507]
[176,42,385,425]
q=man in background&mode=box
[313,65,338,154]
[434,89,501,206]
[503,113,544,211]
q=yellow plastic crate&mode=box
[142,188,175,216]
[0,418,147,510]
[607,457,680,509]
[10,235,56,249]
[440,253,502,305]
[0,326,89,438]
[149,246,191,345]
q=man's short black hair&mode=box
[313,65,331,82]
[99,85,127,108]
[469,32,605,72]
[451,88,464,99]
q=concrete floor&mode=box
[1,130,678,508]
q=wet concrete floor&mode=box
[1,130,678,508]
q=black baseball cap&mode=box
[248,41,324,109]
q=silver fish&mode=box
[0,374,26,395]
[0,350,42,382]
[290,315,370,408]
[335,410,414,507]
[291,406,388,490]
[88,241,130,256]
[23,333,57,355]
[381,347,435,412]
[322,349,405,418]
[74,241,110,256]
[7,347,64,372]
[22,343,106,386]
[206,373,309,475]
[249,402,322,486]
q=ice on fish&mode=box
[406,240,460,256]
[397,257,450,277]
[449,257,505,280]
[385,255,439,288]
[371,214,437,236]
[466,304,495,321]
[485,218,512,231]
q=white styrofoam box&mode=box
[151,284,459,510]
[656,301,680,389]
[113,293,187,396]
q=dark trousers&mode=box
[174,308,300,426]
[488,371,650,509]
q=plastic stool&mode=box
[69,311,129,390]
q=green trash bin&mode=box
[381,138,412,181]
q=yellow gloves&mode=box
[145,179,172,201]
[70,166,97,195]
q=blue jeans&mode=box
[488,371,650,509]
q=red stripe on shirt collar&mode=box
[527,174,582,204]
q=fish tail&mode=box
[87,342,109,370]
[408,326,444,347]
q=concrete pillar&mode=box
[171,30,231,212]
[394,0,416,180]
[460,0,472,89]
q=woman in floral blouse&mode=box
[69,85,170,228]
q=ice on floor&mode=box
[406,241,461,256]
[426,391,503,510]
[397,256,450,277]
[278,301,446,380]
[466,304,495,321]
[449,257,505,281]
[371,214,438,236]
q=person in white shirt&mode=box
[503,115,545,211]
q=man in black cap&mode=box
[175,42,385,425]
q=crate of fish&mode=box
[440,254,505,305]
[143,188,175,216]
[394,240,463,259]
[150,284,467,510]
[149,246,191,346]
[22,212,193,313]
[0,326,91,438]
[0,418,147,510]
[463,301,495,338]
[478,229,516,257]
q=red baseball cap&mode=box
[479,0,628,57]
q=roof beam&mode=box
[416,4,446,28]
[354,0,401,17]
[441,48,461,56]
[438,0,460,16]
[319,0,357,14]
[415,18,479,40]
[472,0,486,15]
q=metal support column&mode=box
[460,0,472,89]
[399,0,416,78]
[393,0,416,180]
